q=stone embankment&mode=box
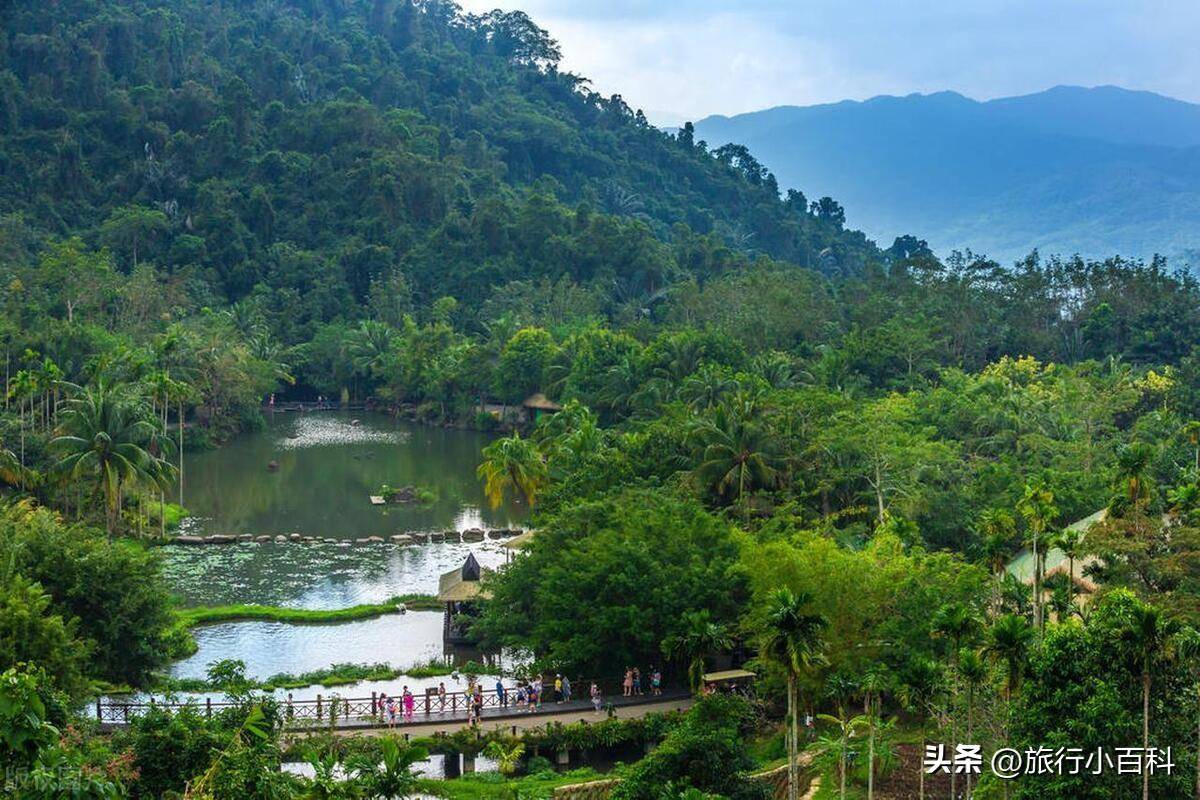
[168,527,523,547]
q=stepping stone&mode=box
[238,534,254,542]
[255,535,272,543]
[289,533,302,543]
[174,535,205,545]
[443,530,461,543]
[274,535,288,544]
[205,534,236,544]
[429,532,445,543]
[363,536,385,544]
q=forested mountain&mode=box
[0,0,876,336]
[695,86,1200,265]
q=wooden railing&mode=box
[95,679,632,729]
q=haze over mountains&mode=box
[695,85,1200,266]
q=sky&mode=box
[458,0,1200,125]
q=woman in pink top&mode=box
[402,687,415,721]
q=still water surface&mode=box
[161,412,521,687]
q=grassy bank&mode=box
[164,594,440,659]
[154,658,501,693]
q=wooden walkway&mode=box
[311,694,694,739]
[96,686,690,733]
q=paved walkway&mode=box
[294,694,693,738]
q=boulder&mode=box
[324,538,338,544]
[461,528,485,542]
[274,535,288,544]
[428,532,445,543]
[205,534,236,544]
[238,534,254,543]
[173,535,205,545]
[442,530,461,543]
[255,535,272,543]
[288,533,302,543]
[267,460,279,471]
[302,536,316,543]
[363,536,385,544]
[487,529,507,539]
[391,534,414,545]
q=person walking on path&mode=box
[385,694,397,728]
[633,667,643,695]
[651,668,662,696]
[591,682,603,713]
[402,687,414,722]
[561,675,572,703]
[554,674,563,703]
[623,668,633,696]
[472,683,484,720]
[495,677,507,707]
[438,681,446,711]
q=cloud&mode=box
[458,0,1200,121]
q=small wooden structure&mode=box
[522,393,562,422]
[369,495,386,506]
[438,553,492,644]
[501,528,537,562]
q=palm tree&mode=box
[932,602,981,800]
[1050,527,1085,612]
[958,649,988,800]
[1174,626,1200,800]
[347,320,395,390]
[482,739,524,778]
[663,610,732,695]
[350,737,427,798]
[859,668,890,800]
[1115,442,1156,511]
[1181,421,1200,472]
[477,432,548,508]
[984,612,1033,799]
[761,588,828,800]
[1119,603,1179,800]
[50,381,162,535]
[691,402,784,518]
[898,657,942,800]
[1017,484,1057,632]
[815,710,867,800]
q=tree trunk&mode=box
[1143,670,1151,800]
[178,399,184,506]
[787,673,799,800]
[874,462,885,523]
[1193,683,1199,800]
[867,696,876,800]
[1032,530,1042,631]
[918,730,925,800]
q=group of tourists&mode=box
[379,687,415,727]
[621,666,662,697]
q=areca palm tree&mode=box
[762,588,827,800]
[1174,626,1200,800]
[932,602,981,800]
[898,657,943,800]
[50,381,162,535]
[1181,421,1200,472]
[1050,527,1085,612]
[985,612,1032,800]
[859,668,891,800]
[477,432,548,508]
[663,610,732,695]
[1119,604,1179,800]
[1017,484,1057,632]
[958,650,988,800]
[347,320,395,382]
[1115,441,1156,511]
[691,402,784,518]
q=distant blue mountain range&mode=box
[694,86,1200,265]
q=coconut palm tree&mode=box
[663,610,732,695]
[477,432,548,508]
[691,401,784,518]
[761,588,828,800]
[50,381,162,535]
[1119,603,1179,800]
[1115,442,1156,511]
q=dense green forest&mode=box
[4,0,1200,798]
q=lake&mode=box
[160,411,524,687]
